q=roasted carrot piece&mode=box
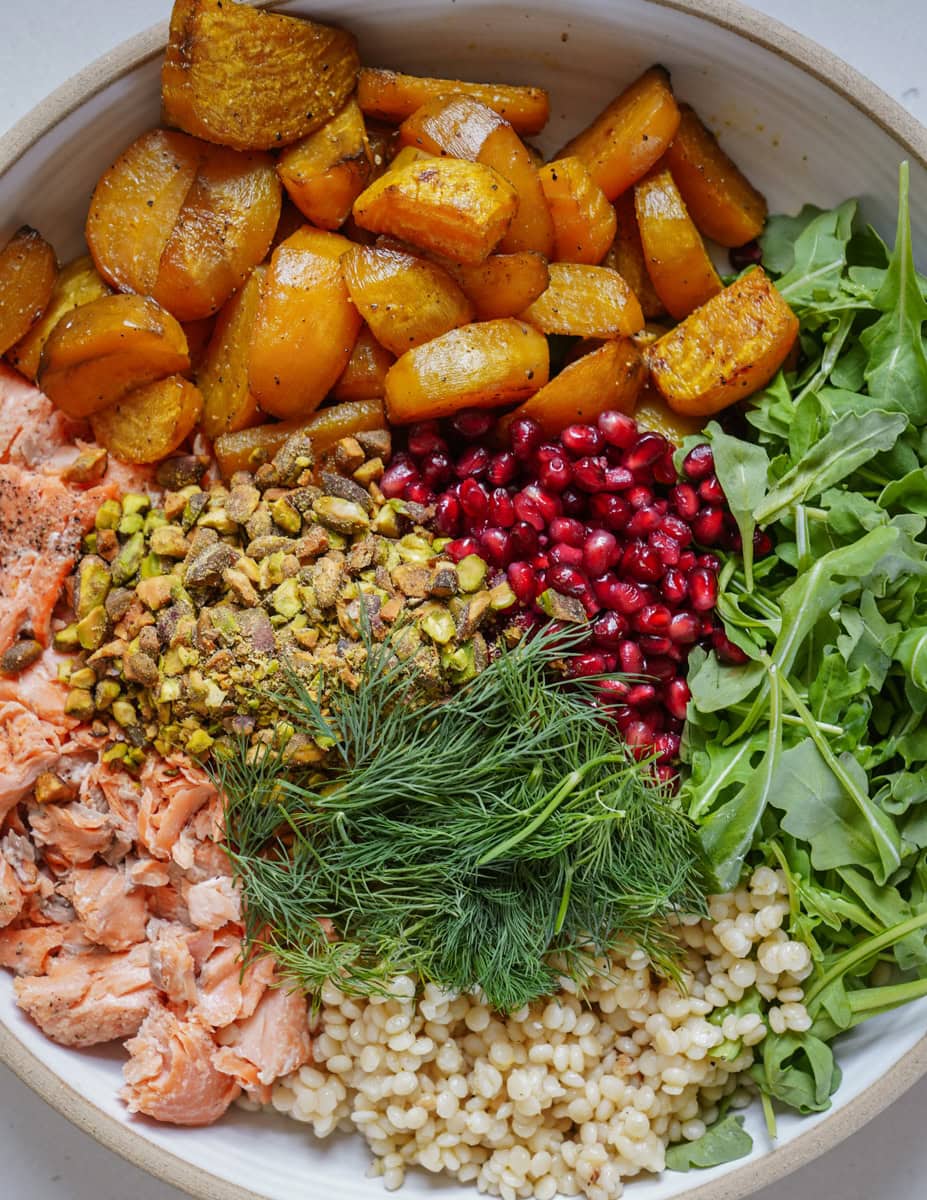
[162,0,359,151]
[38,293,190,419]
[385,319,548,423]
[604,193,664,320]
[197,267,264,440]
[8,255,111,380]
[342,245,473,355]
[646,268,799,416]
[90,375,203,464]
[556,67,680,201]
[663,104,767,247]
[153,144,281,320]
[213,398,385,477]
[502,339,645,437]
[86,129,201,295]
[277,100,373,230]
[520,262,644,339]
[249,227,361,419]
[353,157,517,264]
[438,252,550,320]
[357,68,549,136]
[332,325,395,401]
[400,96,554,256]
[635,167,722,320]
[538,157,616,264]
[0,227,58,359]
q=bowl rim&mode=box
[2,3,927,1199]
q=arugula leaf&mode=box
[754,410,906,525]
[665,1115,753,1172]
[705,424,769,589]
[862,163,927,423]
[894,626,927,691]
[750,1032,842,1114]
[774,201,856,308]
[879,467,927,514]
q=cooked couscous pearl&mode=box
[267,872,809,1199]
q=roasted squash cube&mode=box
[538,157,616,264]
[162,0,359,151]
[438,252,550,321]
[519,262,643,339]
[332,325,395,401]
[604,193,664,320]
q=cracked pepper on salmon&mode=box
[0,368,313,1126]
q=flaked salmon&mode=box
[214,985,313,1103]
[138,755,218,862]
[0,857,25,928]
[0,922,90,976]
[184,875,241,930]
[122,1003,241,1125]
[65,865,149,951]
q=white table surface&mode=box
[1,1,926,1197]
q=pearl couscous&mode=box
[267,868,811,1199]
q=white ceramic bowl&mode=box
[2,3,927,1199]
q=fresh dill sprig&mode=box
[216,625,705,1011]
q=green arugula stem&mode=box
[846,977,927,1017]
[805,910,927,1009]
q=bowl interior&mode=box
[2,3,927,1199]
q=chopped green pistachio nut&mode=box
[117,513,145,536]
[186,728,214,755]
[112,699,138,727]
[272,577,301,618]
[272,496,302,534]
[122,493,151,517]
[94,499,122,530]
[112,532,146,585]
[537,588,587,623]
[420,608,456,645]
[76,606,108,651]
[95,679,122,709]
[140,552,163,580]
[76,557,111,619]
[124,746,146,769]
[150,525,190,558]
[258,552,287,590]
[144,510,168,535]
[156,678,181,703]
[432,537,452,552]
[161,648,184,677]
[56,660,72,682]
[199,508,240,534]
[312,495,370,535]
[102,742,128,763]
[441,642,477,684]
[457,554,488,593]
[65,687,95,719]
[83,532,98,554]
[489,581,517,611]
[69,667,97,690]
[54,624,80,650]
[371,505,402,537]
[397,534,434,563]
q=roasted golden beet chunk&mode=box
[91,375,203,463]
[278,101,373,230]
[520,263,644,339]
[197,267,264,440]
[8,253,104,380]
[538,157,616,265]
[0,226,57,357]
[358,68,549,136]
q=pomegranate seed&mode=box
[572,652,607,677]
[714,631,750,665]
[668,611,700,643]
[627,485,654,509]
[634,604,672,635]
[509,416,543,459]
[645,656,677,681]
[580,588,602,618]
[650,530,681,567]
[525,483,562,523]
[380,460,419,499]
[489,487,515,527]
[664,678,691,720]
[548,563,588,597]
[535,443,561,466]
[692,507,725,545]
[532,552,550,570]
[683,443,715,481]
[639,634,672,655]
[549,517,585,547]
[652,733,681,764]
[592,611,626,649]
[678,550,697,572]
[508,561,539,604]
[480,526,512,567]
[624,720,657,758]
[754,529,774,556]
[689,567,718,611]
[604,466,634,491]
[538,454,573,492]
[618,640,644,674]
[700,615,717,637]
[550,542,585,567]
[730,239,763,271]
[592,573,618,606]
[456,445,490,479]
[572,456,607,492]
[587,493,630,531]
[510,522,539,560]
[434,494,462,537]
[560,487,586,517]
[597,678,630,703]
[609,579,647,614]
[614,707,636,733]
[562,423,604,456]
[660,514,693,545]
[627,683,657,708]
[670,484,699,520]
[598,410,637,449]
[450,408,495,439]
[699,474,725,504]
[723,521,744,552]
[624,432,667,472]
[626,506,662,537]
[661,567,689,605]
[621,541,664,583]
[698,552,722,572]
[459,477,489,519]
[655,764,678,785]
[406,421,443,457]
[513,490,544,530]
[420,450,453,488]
[403,481,435,505]
[446,536,481,562]
[487,451,518,486]
[653,451,677,486]
[583,529,618,576]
